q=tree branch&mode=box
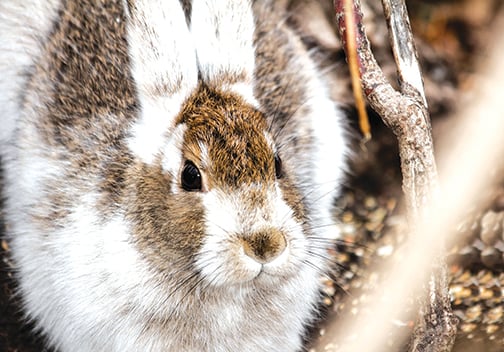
[332,0,457,351]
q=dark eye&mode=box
[181,161,202,192]
[274,154,283,179]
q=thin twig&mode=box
[379,1,456,349]
[381,0,427,107]
[343,0,371,141]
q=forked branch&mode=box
[332,0,457,351]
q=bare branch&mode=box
[334,2,437,222]
[334,0,439,226]
[329,0,457,351]
[312,17,504,352]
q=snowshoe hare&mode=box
[0,0,347,351]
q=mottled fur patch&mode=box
[37,0,135,148]
[177,84,275,190]
[24,0,136,220]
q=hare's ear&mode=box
[190,0,256,102]
[124,0,198,163]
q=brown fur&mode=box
[178,84,274,190]
[37,0,135,149]
[253,1,315,157]
[127,82,306,276]
[126,159,206,272]
[24,0,308,281]
[242,228,286,263]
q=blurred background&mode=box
[1,1,503,351]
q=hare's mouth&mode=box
[195,243,299,288]
[254,266,296,281]
[246,251,302,284]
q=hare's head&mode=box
[123,0,312,293]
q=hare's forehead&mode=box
[184,120,274,155]
[181,112,276,186]
[176,85,274,159]
[127,86,274,170]
[153,87,276,185]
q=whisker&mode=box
[269,96,314,147]
[299,257,331,281]
[306,231,371,249]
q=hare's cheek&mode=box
[127,161,206,274]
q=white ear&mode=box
[124,0,198,164]
[124,0,198,98]
[190,0,256,102]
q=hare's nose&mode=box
[242,229,286,264]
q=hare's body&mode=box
[0,1,347,351]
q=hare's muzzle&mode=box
[242,229,287,264]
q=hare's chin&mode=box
[198,255,299,288]
[238,260,300,286]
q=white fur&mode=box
[128,95,189,164]
[305,80,348,235]
[160,123,187,192]
[9,192,172,351]
[191,0,256,103]
[289,50,348,240]
[124,0,197,96]
[195,186,321,352]
[125,0,198,164]
[0,0,60,146]
[9,187,319,351]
